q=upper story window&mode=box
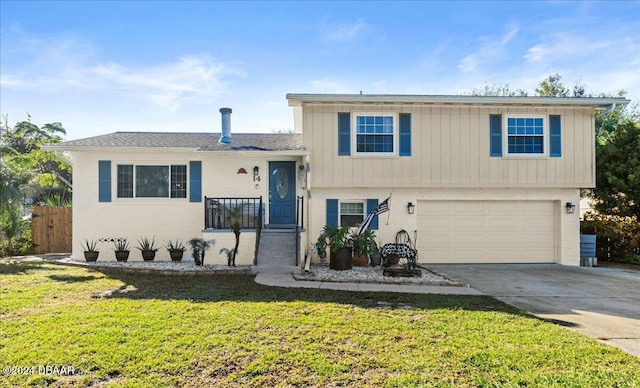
[505,116,546,156]
[340,201,364,227]
[117,164,187,198]
[354,114,396,155]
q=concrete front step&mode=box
[257,229,297,266]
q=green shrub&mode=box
[0,205,33,257]
[581,213,640,264]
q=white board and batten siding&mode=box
[417,200,557,264]
[302,104,595,189]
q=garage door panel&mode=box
[417,200,556,264]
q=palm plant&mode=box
[188,238,215,266]
[220,248,237,266]
[228,204,245,266]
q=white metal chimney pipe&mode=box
[219,107,232,144]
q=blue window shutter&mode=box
[338,113,351,156]
[549,115,561,157]
[98,160,111,202]
[189,161,202,203]
[367,198,379,230]
[399,113,411,156]
[490,114,502,157]
[326,199,338,227]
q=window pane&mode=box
[117,165,133,198]
[340,202,363,215]
[171,165,187,198]
[136,166,169,197]
[341,215,363,227]
[508,136,543,154]
[340,201,364,227]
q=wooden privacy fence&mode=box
[32,206,72,254]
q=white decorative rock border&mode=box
[294,265,467,287]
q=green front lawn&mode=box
[1,261,638,387]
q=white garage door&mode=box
[417,201,556,264]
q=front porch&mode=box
[203,196,305,267]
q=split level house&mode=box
[46,94,628,266]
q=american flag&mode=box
[356,196,390,235]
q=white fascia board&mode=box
[42,145,201,152]
[195,150,309,156]
[286,93,630,108]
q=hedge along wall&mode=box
[580,213,640,264]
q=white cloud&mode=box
[458,26,519,73]
[525,33,610,63]
[319,18,369,43]
[88,56,241,109]
[1,34,242,110]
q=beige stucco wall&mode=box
[304,187,581,266]
[71,149,305,264]
[302,104,595,189]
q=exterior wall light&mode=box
[253,166,260,182]
[566,202,576,214]
[407,202,415,214]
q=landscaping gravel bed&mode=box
[295,264,465,286]
[58,257,252,275]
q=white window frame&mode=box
[339,200,365,228]
[352,112,398,157]
[503,114,548,158]
[115,163,188,200]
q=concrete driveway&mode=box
[428,263,640,358]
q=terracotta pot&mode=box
[115,250,130,262]
[330,247,352,270]
[386,255,400,266]
[141,250,156,261]
[84,251,99,262]
[352,253,369,267]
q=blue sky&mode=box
[1,1,638,140]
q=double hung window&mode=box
[506,116,545,156]
[339,201,364,227]
[354,114,395,155]
[117,164,187,198]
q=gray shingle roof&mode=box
[53,132,305,152]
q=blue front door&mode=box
[269,161,296,225]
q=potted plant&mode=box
[369,237,383,267]
[136,236,158,261]
[113,238,130,262]
[351,229,377,267]
[166,239,186,261]
[187,238,215,266]
[81,239,99,262]
[316,225,352,270]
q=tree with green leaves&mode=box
[0,115,70,256]
[535,73,570,97]
[469,83,528,97]
[1,115,70,205]
[593,121,640,219]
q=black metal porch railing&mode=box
[204,197,263,229]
